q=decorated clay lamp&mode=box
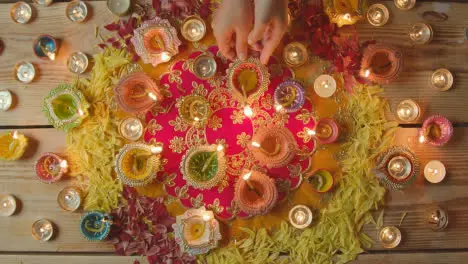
[32,219,55,241]
[418,115,453,146]
[250,124,298,168]
[424,160,446,183]
[431,68,454,91]
[283,42,308,67]
[42,84,90,132]
[396,99,420,122]
[80,211,112,241]
[0,90,13,111]
[274,79,305,113]
[227,57,270,104]
[367,4,389,27]
[309,118,340,144]
[67,52,89,74]
[361,44,403,84]
[57,186,82,212]
[308,169,334,193]
[409,23,433,45]
[181,144,227,190]
[289,205,313,229]
[374,146,419,190]
[425,206,448,231]
[10,2,32,24]
[33,35,59,61]
[66,1,88,23]
[178,95,210,126]
[34,0,53,6]
[35,152,68,183]
[314,75,337,98]
[119,117,144,141]
[107,0,131,16]
[0,131,28,161]
[379,226,402,248]
[131,17,181,66]
[114,72,162,114]
[14,61,36,83]
[173,207,221,255]
[191,54,217,80]
[234,170,278,216]
[394,0,416,10]
[181,16,207,42]
[0,194,17,217]
[115,143,163,186]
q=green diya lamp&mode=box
[307,169,334,193]
[0,131,28,161]
[42,84,89,132]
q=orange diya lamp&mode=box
[35,152,68,183]
[360,44,403,84]
[114,72,162,114]
[309,118,340,144]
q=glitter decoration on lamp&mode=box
[323,0,366,27]
[114,72,162,114]
[361,44,403,84]
[418,115,453,146]
[79,211,112,241]
[0,131,28,161]
[35,152,68,183]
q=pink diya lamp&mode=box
[35,152,68,183]
[114,72,162,114]
[249,124,298,168]
[234,170,278,216]
[360,44,403,84]
[418,115,453,146]
[308,118,340,144]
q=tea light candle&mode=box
[119,117,143,141]
[283,42,308,67]
[57,186,82,212]
[192,55,217,79]
[14,61,36,83]
[431,68,453,91]
[424,160,446,183]
[409,23,433,45]
[0,90,13,111]
[34,0,53,6]
[10,2,32,24]
[387,155,412,180]
[367,4,390,27]
[32,219,54,241]
[289,205,313,229]
[394,0,416,10]
[66,1,88,23]
[67,52,89,74]
[396,99,420,122]
[181,16,207,42]
[314,75,337,98]
[0,194,17,216]
[379,226,402,248]
[311,118,340,144]
[107,0,131,16]
[425,206,448,231]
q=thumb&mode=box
[248,23,267,46]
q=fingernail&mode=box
[239,52,247,61]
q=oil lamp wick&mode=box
[242,171,262,197]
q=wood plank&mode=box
[0,255,146,264]
[353,252,468,264]
[0,2,115,126]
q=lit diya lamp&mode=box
[249,124,298,168]
[181,16,207,42]
[114,72,162,114]
[323,0,366,27]
[66,1,88,23]
[394,0,416,10]
[374,146,419,190]
[115,143,163,187]
[314,75,337,98]
[35,152,68,183]
[396,99,420,122]
[79,211,112,241]
[307,169,334,193]
[67,52,89,74]
[10,2,32,24]
[418,115,453,146]
[177,95,211,126]
[0,131,28,161]
[226,57,270,104]
[107,0,131,16]
[234,170,278,216]
[131,17,181,67]
[180,144,227,190]
[425,206,448,231]
[190,54,217,80]
[0,90,13,111]
[173,207,221,255]
[274,79,305,113]
[57,186,82,212]
[32,219,55,241]
[431,68,454,91]
[14,61,36,83]
[33,35,59,61]
[361,44,403,84]
[283,42,308,67]
[409,23,433,45]
[119,117,144,141]
[379,226,402,248]
[424,160,446,184]
[289,205,313,229]
[367,4,390,27]
[309,118,340,144]
[42,84,89,132]
[0,194,17,217]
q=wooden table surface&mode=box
[0,1,467,263]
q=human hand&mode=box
[212,0,253,61]
[248,0,288,64]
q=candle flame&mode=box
[193,117,200,122]
[364,69,371,78]
[59,160,68,169]
[242,171,253,181]
[148,92,158,101]
[243,105,253,117]
[202,213,211,221]
[274,104,283,112]
[307,129,316,136]
[419,135,425,143]
[251,141,261,148]
[151,146,163,154]
[161,52,171,62]
[78,108,84,116]
[216,144,224,152]
[343,13,352,21]
[12,130,19,139]
[47,52,56,61]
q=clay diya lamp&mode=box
[115,143,163,187]
[0,131,28,161]
[249,124,298,168]
[307,169,334,193]
[33,35,59,61]
[234,170,278,216]
[180,145,227,190]
[311,118,340,144]
[35,152,68,183]
[323,0,365,27]
[177,95,211,126]
[419,115,453,146]
[42,84,89,132]
[79,211,112,241]
[131,17,181,67]
[114,72,162,114]
[274,79,305,113]
[173,207,221,255]
[226,57,270,104]
[361,44,403,84]
[190,54,217,80]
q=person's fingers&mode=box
[250,42,263,52]
[215,29,235,60]
[248,22,268,46]
[259,22,287,64]
[235,28,249,61]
